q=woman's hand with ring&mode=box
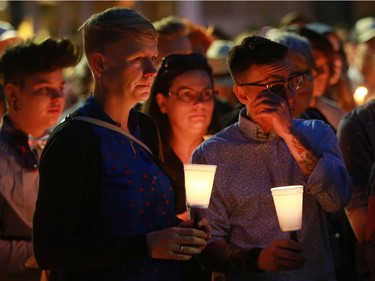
[146,227,207,260]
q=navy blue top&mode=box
[79,96,180,280]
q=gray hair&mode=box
[266,29,315,67]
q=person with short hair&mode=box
[0,37,81,281]
[287,26,346,131]
[153,16,192,66]
[193,36,352,280]
[33,7,209,281]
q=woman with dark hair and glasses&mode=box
[143,53,220,223]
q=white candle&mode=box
[184,164,217,208]
[271,185,304,232]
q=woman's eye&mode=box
[36,88,48,95]
[180,90,194,98]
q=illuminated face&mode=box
[99,37,158,104]
[312,50,331,97]
[9,69,65,136]
[157,70,214,138]
[234,57,297,125]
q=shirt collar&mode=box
[1,114,42,170]
[79,95,142,139]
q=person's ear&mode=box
[156,93,168,114]
[5,83,22,111]
[5,83,18,102]
[91,53,105,77]
[233,85,248,104]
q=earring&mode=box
[13,99,21,111]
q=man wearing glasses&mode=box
[192,36,352,280]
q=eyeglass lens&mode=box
[267,75,304,95]
[171,88,215,103]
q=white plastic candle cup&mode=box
[271,185,304,232]
[184,164,217,208]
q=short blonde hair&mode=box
[80,7,158,56]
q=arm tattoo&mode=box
[289,127,320,178]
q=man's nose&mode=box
[51,89,64,99]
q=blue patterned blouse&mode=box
[78,96,180,281]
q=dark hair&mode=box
[228,36,288,84]
[143,53,219,143]
[0,37,81,86]
[80,7,158,56]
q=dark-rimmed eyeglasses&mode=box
[169,88,217,103]
[238,73,305,93]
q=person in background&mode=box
[269,28,357,281]
[0,21,22,124]
[279,12,310,29]
[193,36,352,281]
[338,99,375,281]
[348,17,375,105]
[306,22,355,112]
[143,53,218,281]
[0,37,81,281]
[206,39,244,128]
[266,30,316,119]
[153,16,192,66]
[288,26,346,131]
[184,19,215,55]
[207,40,238,106]
[59,57,94,122]
[365,161,375,280]
[33,7,209,281]
[143,53,219,222]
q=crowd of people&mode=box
[0,5,374,281]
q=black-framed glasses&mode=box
[160,53,208,70]
[169,88,217,103]
[239,73,305,93]
[300,70,314,81]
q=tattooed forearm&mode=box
[289,127,321,178]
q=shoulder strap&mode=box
[71,116,153,156]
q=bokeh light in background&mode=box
[354,86,368,106]
[0,1,374,44]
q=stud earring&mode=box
[13,99,21,111]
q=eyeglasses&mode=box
[300,70,314,81]
[160,53,208,70]
[239,73,305,94]
[169,88,217,103]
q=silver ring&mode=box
[179,245,184,254]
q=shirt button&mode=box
[153,176,157,180]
